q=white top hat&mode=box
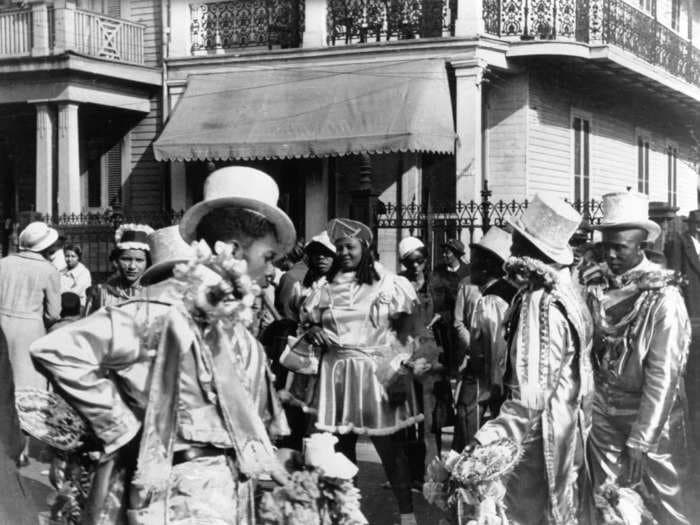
[595,191,661,242]
[305,231,336,255]
[398,237,425,260]
[140,225,194,286]
[471,226,511,263]
[19,222,59,253]
[179,167,296,254]
[509,193,582,265]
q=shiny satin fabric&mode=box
[587,257,691,525]
[475,269,593,525]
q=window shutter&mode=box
[106,141,122,207]
[106,0,120,18]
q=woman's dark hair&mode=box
[64,244,82,260]
[326,241,380,286]
[60,292,81,317]
[195,207,278,249]
[302,245,337,288]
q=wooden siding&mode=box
[485,73,529,201]
[124,0,163,215]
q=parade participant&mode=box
[31,167,294,524]
[431,238,469,376]
[60,244,92,306]
[585,191,690,525]
[301,219,425,525]
[84,224,153,315]
[472,194,593,524]
[452,226,516,451]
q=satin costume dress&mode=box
[31,278,287,525]
[84,274,142,315]
[301,271,423,435]
[587,257,690,525]
[474,269,593,525]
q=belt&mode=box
[172,446,235,466]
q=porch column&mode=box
[454,0,483,36]
[57,102,81,214]
[305,160,329,239]
[303,0,327,48]
[35,103,55,215]
[453,59,485,203]
[170,161,187,212]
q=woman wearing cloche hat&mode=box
[31,167,296,525]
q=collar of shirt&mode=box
[479,278,498,294]
[17,251,47,262]
[691,235,700,256]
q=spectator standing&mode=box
[84,224,153,315]
[0,221,61,391]
[431,239,469,377]
[60,244,92,307]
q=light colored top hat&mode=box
[471,226,511,263]
[140,225,194,286]
[179,167,296,254]
[398,237,425,260]
[19,221,59,253]
[508,193,582,265]
[327,218,373,245]
[305,231,336,255]
[595,191,661,242]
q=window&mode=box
[573,116,590,203]
[671,0,681,31]
[639,0,656,16]
[637,136,650,194]
[667,145,678,207]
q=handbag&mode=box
[278,333,321,375]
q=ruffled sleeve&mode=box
[388,275,418,317]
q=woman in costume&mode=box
[301,219,424,525]
[84,224,152,315]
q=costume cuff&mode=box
[474,426,502,446]
[625,437,655,454]
[100,411,141,456]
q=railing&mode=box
[73,9,144,64]
[326,0,456,45]
[482,0,700,85]
[190,0,304,52]
[0,6,144,64]
[0,9,32,57]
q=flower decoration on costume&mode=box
[423,439,521,525]
[171,240,261,327]
[257,433,367,525]
[594,481,657,525]
[505,256,560,291]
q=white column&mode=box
[305,160,329,239]
[57,102,81,214]
[170,161,187,212]
[453,59,486,245]
[31,4,50,56]
[169,2,191,57]
[35,103,55,215]
[303,0,327,48]
[454,0,483,36]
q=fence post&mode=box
[349,154,379,244]
[480,180,492,234]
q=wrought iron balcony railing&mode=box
[326,0,456,45]
[0,5,145,64]
[190,0,304,52]
[483,0,700,85]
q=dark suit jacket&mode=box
[667,232,700,318]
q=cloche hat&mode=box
[398,237,425,260]
[140,226,194,286]
[595,191,661,242]
[508,193,582,265]
[179,166,296,254]
[471,226,511,263]
[19,221,59,253]
[305,231,336,255]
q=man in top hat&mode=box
[472,194,593,525]
[31,168,292,525]
[452,226,517,452]
[584,191,690,525]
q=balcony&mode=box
[0,4,145,65]
[482,0,700,85]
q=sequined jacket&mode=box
[475,269,593,525]
[588,257,690,453]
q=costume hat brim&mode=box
[509,217,574,265]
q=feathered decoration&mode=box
[114,223,154,251]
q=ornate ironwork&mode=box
[481,0,699,86]
[190,0,303,51]
[326,0,455,45]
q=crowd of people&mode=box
[0,165,694,525]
